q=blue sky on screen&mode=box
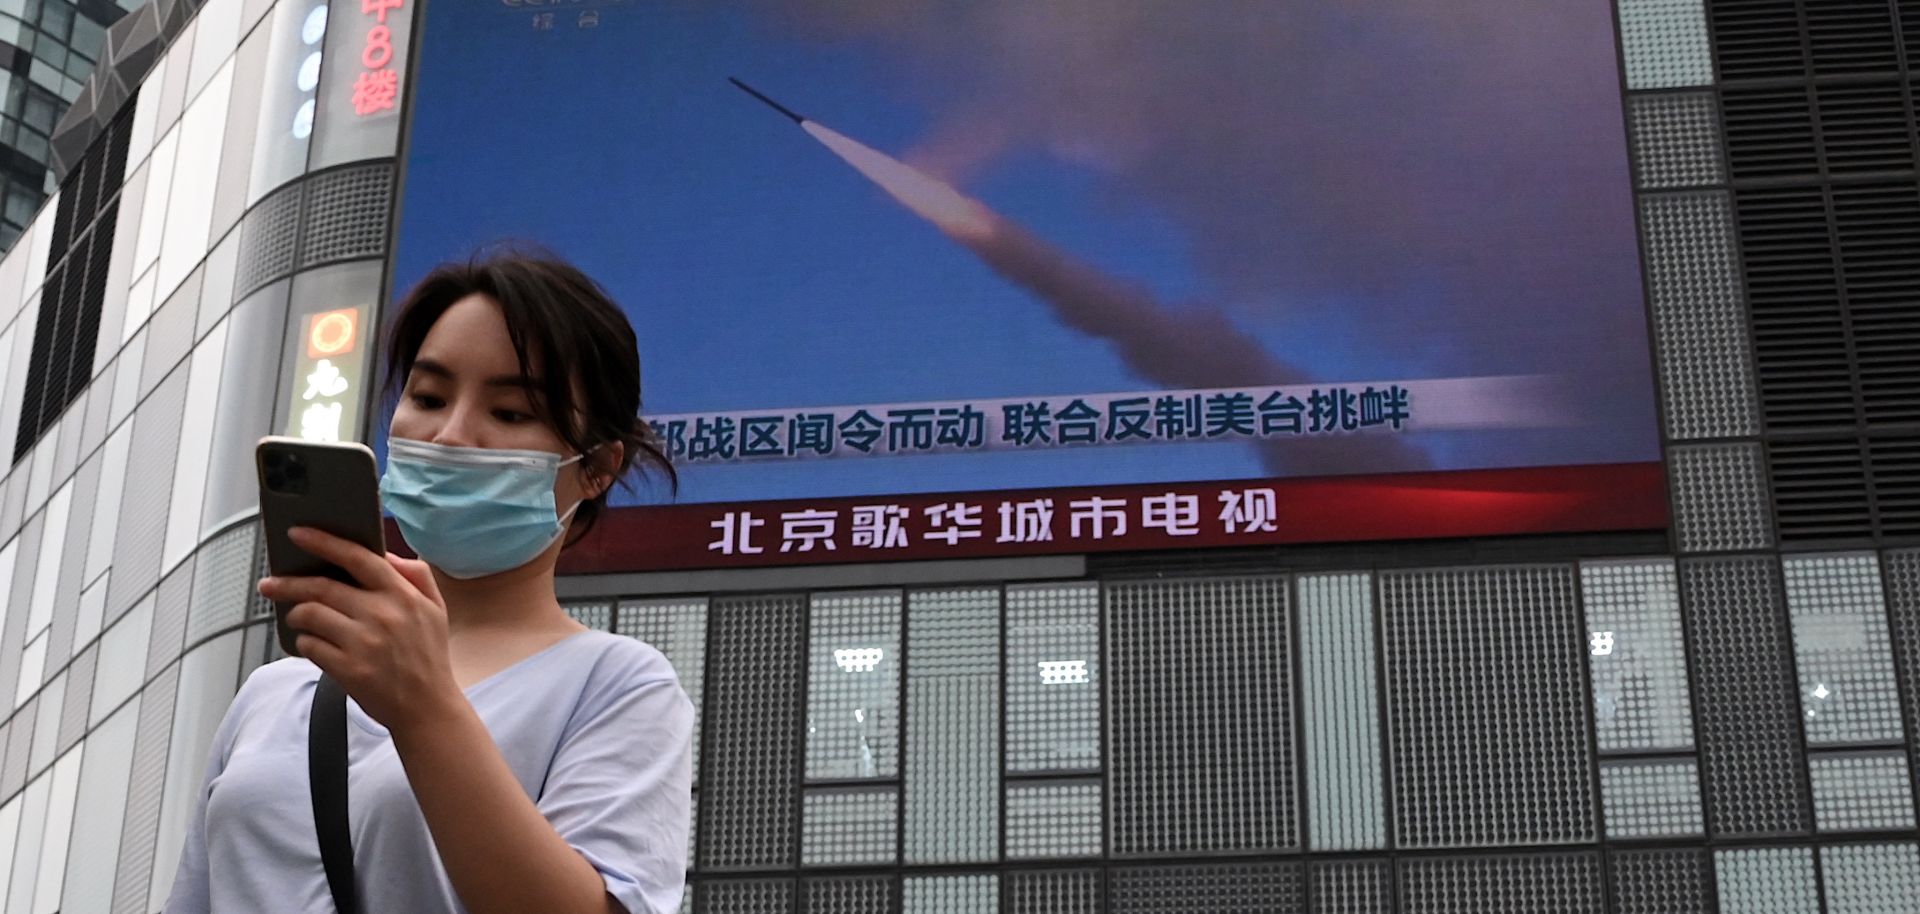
[391,0,1659,506]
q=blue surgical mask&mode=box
[379,438,587,579]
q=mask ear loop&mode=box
[555,442,609,523]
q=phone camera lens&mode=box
[265,469,287,490]
[264,451,285,469]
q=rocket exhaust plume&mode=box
[732,79,1430,475]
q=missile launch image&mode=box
[394,0,1662,508]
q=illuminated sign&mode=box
[398,0,1670,573]
[353,0,405,117]
[287,305,370,443]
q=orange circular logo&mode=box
[309,311,356,356]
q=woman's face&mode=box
[390,293,594,511]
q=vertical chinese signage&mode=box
[285,306,369,443]
[310,0,415,170]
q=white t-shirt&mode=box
[161,629,693,914]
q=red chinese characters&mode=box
[352,0,404,116]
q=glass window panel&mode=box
[154,63,231,304]
[805,590,900,781]
[1581,559,1694,751]
[1600,758,1704,839]
[1006,581,1099,773]
[904,587,997,865]
[1716,847,1820,914]
[1784,554,1905,746]
[247,0,321,203]
[618,598,707,782]
[800,785,896,866]
[1299,572,1384,850]
[1006,779,1100,859]
[1809,750,1916,832]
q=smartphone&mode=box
[256,436,386,658]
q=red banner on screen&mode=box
[502,462,1664,575]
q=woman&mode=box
[163,252,693,914]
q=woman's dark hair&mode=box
[384,247,675,545]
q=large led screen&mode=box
[390,0,1666,571]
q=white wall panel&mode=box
[95,165,148,378]
[149,630,242,910]
[0,793,22,909]
[6,773,50,913]
[190,0,245,97]
[22,200,53,294]
[14,634,45,708]
[25,484,70,638]
[0,300,35,471]
[64,697,138,914]
[23,422,54,517]
[132,128,179,287]
[91,596,153,727]
[85,423,132,584]
[73,575,106,658]
[126,57,167,180]
[156,63,234,305]
[31,744,83,913]
[163,320,228,574]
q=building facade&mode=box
[0,0,133,252]
[0,0,1912,913]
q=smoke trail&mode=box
[804,121,1431,475]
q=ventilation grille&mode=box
[1612,849,1710,914]
[1710,0,1809,81]
[700,595,805,871]
[234,181,305,298]
[1768,433,1920,542]
[1109,862,1302,914]
[299,162,394,268]
[1640,191,1759,440]
[1398,853,1603,914]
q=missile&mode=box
[728,77,806,125]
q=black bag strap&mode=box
[310,674,359,914]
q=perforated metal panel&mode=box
[145,560,192,676]
[1005,582,1099,774]
[1581,560,1695,752]
[235,180,304,298]
[110,661,176,914]
[297,163,393,268]
[699,878,794,914]
[1681,556,1811,836]
[104,368,185,620]
[800,786,897,866]
[619,598,709,783]
[1888,549,1920,754]
[904,875,997,914]
[803,876,895,914]
[1809,751,1916,832]
[562,599,612,631]
[1640,190,1758,441]
[1398,853,1603,914]
[1822,842,1920,914]
[806,591,900,781]
[1782,553,1905,746]
[1716,846,1820,914]
[1670,443,1774,551]
[1602,758,1705,839]
[1619,0,1715,89]
[1109,861,1302,914]
[56,644,96,755]
[1005,779,1100,859]
[905,588,998,865]
[1005,870,1100,914]
[1107,576,1297,855]
[183,519,255,648]
[1,696,32,797]
[1381,566,1596,848]
[1612,848,1709,914]
[1299,572,1385,850]
[701,595,804,870]
[1311,860,1390,914]
[1631,94,1726,188]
